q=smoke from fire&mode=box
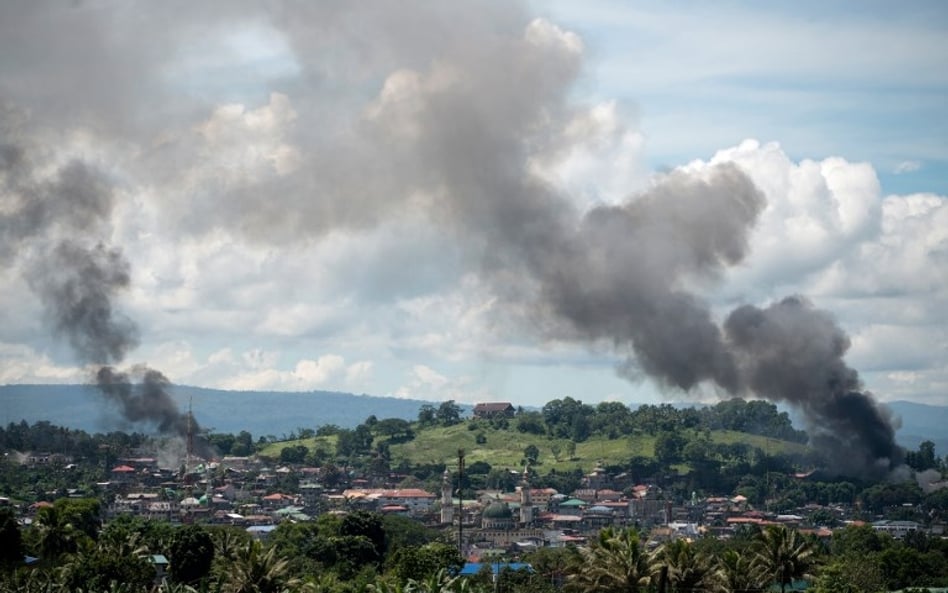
[1,125,207,456]
[0,2,906,478]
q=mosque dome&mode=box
[481,500,514,529]
[483,501,513,519]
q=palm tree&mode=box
[653,539,723,593]
[55,531,154,593]
[369,568,485,593]
[718,549,765,593]
[751,525,815,593]
[98,529,150,560]
[417,568,484,593]
[224,540,298,593]
[213,527,248,562]
[568,526,652,593]
[35,505,82,560]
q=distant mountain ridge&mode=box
[1,384,945,454]
[885,399,948,452]
[0,383,438,437]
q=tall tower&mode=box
[204,461,213,506]
[440,468,454,525]
[519,464,533,525]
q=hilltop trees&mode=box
[703,399,807,443]
[280,444,309,464]
[542,397,594,442]
[515,411,546,435]
[436,401,462,427]
[417,404,437,426]
[336,424,374,458]
[653,431,686,464]
[375,418,414,443]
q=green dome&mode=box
[482,501,512,519]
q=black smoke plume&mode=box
[96,366,212,458]
[493,166,901,478]
[2,119,203,453]
[724,297,902,477]
[27,240,139,365]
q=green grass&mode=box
[257,424,808,473]
[387,423,657,472]
[257,434,337,459]
[710,430,807,455]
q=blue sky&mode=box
[541,1,948,194]
[0,1,946,412]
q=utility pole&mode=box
[457,448,465,555]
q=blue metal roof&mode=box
[459,562,533,576]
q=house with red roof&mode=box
[472,402,515,418]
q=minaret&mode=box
[204,461,213,506]
[519,464,533,525]
[440,468,454,525]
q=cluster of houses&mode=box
[9,447,942,562]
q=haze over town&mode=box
[0,0,946,414]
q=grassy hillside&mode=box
[388,422,656,471]
[388,424,806,472]
[256,421,809,474]
[258,434,338,459]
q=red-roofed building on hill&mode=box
[472,402,515,418]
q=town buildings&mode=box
[7,442,947,563]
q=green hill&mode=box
[259,420,808,474]
[387,424,806,471]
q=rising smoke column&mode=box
[0,110,206,450]
[96,365,213,458]
[27,240,139,365]
[724,297,902,477]
[0,114,131,360]
[541,164,764,395]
